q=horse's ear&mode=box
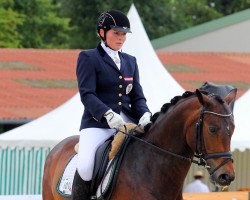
[224,88,237,111]
[196,89,209,106]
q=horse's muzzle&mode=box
[217,173,235,186]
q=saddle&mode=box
[90,123,143,199]
[57,123,143,199]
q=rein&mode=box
[121,127,194,163]
[120,107,233,175]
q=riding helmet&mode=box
[97,10,131,40]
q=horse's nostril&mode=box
[218,173,234,186]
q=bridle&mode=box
[194,107,233,175]
[120,106,233,176]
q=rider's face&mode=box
[100,29,126,51]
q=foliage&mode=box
[0,0,71,48]
[207,0,250,15]
[135,0,222,39]
[12,0,71,48]
[0,0,23,47]
[0,0,249,49]
[56,0,223,49]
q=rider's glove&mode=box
[138,112,152,129]
[104,109,125,129]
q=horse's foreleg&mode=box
[176,192,183,200]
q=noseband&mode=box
[194,107,233,175]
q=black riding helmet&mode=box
[97,10,131,41]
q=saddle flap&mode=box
[91,137,112,194]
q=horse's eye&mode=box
[209,127,217,134]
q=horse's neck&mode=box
[118,98,199,198]
[148,102,196,172]
[123,102,196,197]
[146,103,195,158]
[122,132,192,199]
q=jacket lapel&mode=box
[119,52,128,75]
[103,54,120,71]
[97,43,121,73]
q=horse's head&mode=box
[188,89,236,186]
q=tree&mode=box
[12,0,71,48]
[1,0,248,49]
[177,0,223,26]
[0,0,23,47]
[57,0,222,49]
[207,0,250,15]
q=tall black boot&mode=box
[71,170,91,200]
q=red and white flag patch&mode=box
[124,77,133,81]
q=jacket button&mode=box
[119,85,123,88]
[118,102,122,105]
[119,76,123,79]
[118,93,122,97]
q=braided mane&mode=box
[145,90,224,132]
[150,91,194,124]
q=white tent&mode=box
[232,89,250,151]
[123,4,184,110]
[0,94,83,147]
[0,4,184,148]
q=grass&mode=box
[15,79,78,88]
[164,64,203,73]
[0,61,41,70]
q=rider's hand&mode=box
[138,112,151,129]
[104,109,125,129]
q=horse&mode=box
[42,89,236,200]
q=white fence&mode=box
[0,195,41,200]
[0,147,50,195]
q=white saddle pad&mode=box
[96,160,114,197]
[57,154,114,199]
[58,154,77,195]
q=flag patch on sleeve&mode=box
[124,77,133,81]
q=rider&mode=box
[72,9,151,199]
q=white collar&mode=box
[101,42,120,60]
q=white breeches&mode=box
[77,112,132,181]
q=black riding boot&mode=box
[71,170,91,200]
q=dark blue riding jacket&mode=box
[76,43,150,130]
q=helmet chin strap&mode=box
[104,42,115,51]
[99,29,108,46]
[104,42,123,52]
[104,41,115,51]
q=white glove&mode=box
[104,109,125,129]
[138,112,151,129]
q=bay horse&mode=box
[42,89,236,200]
